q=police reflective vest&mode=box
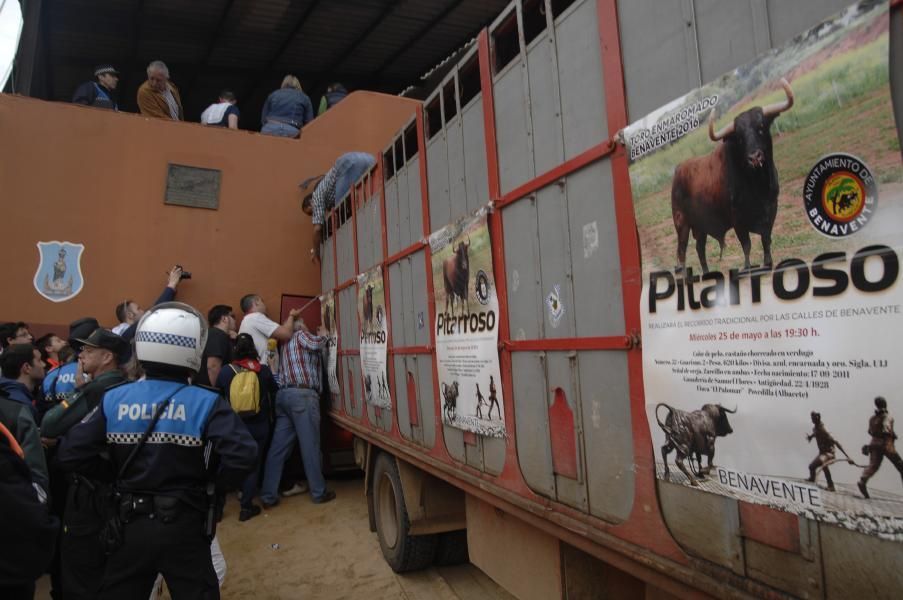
[43,362,79,404]
[57,379,257,513]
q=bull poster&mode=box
[357,267,391,408]
[429,207,505,437]
[626,0,903,540]
[320,290,339,395]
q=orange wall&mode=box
[0,91,417,333]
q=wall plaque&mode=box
[164,164,221,209]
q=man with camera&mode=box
[119,265,190,344]
[57,303,256,598]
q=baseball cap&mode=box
[75,328,129,360]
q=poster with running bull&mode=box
[320,290,340,395]
[626,0,903,540]
[430,207,505,437]
[357,267,391,408]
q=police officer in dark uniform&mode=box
[57,303,257,599]
[41,317,100,416]
[42,329,129,599]
[71,64,120,110]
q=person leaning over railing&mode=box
[300,152,376,261]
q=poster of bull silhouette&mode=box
[625,0,903,540]
[320,290,340,395]
[357,267,390,408]
[429,207,505,437]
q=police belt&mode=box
[118,493,200,524]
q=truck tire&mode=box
[434,529,469,566]
[373,452,438,572]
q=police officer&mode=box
[42,329,129,599]
[41,317,99,415]
[57,303,257,598]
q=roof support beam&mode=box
[184,0,238,100]
[367,0,467,84]
[308,0,403,93]
[242,0,323,102]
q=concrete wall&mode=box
[0,91,417,334]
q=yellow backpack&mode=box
[228,365,261,417]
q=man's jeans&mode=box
[260,121,300,138]
[334,152,376,203]
[260,388,326,503]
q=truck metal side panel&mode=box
[502,198,543,341]
[410,250,429,348]
[337,219,354,284]
[447,115,468,223]
[536,184,576,339]
[513,351,555,497]
[388,262,405,346]
[657,482,745,575]
[396,166,411,251]
[385,175,400,256]
[394,355,413,442]
[694,0,767,83]
[579,351,633,523]
[407,156,423,248]
[338,286,358,351]
[567,162,625,336]
[427,134,450,231]
[465,431,485,471]
[555,0,607,161]
[494,60,534,195]
[417,354,436,449]
[461,96,489,214]
[526,34,565,177]
[400,257,415,346]
[617,0,700,122]
[444,422,466,464]
[765,0,855,46]
[822,521,903,597]
[546,351,587,511]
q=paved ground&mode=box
[36,474,514,600]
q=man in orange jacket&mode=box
[137,60,183,121]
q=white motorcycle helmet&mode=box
[134,302,207,373]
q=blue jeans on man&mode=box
[333,152,376,203]
[260,387,329,504]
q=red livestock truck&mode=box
[318,0,903,598]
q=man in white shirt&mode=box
[237,294,298,363]
[112,300,142,335]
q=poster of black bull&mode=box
[625,0,903,541]
[430,208,505,438]
[320,290,340,395]
[357,267,391,408]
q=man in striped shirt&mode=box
[300,152,376,262]
[259,318,336,506]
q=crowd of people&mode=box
[0,267,335,599]
[72,60,348,137]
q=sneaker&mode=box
[312,489,336,504]
[239,505,262,522]
[261,498,280,509]
[281,482,309,497]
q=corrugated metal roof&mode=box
[28,0,511,128]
